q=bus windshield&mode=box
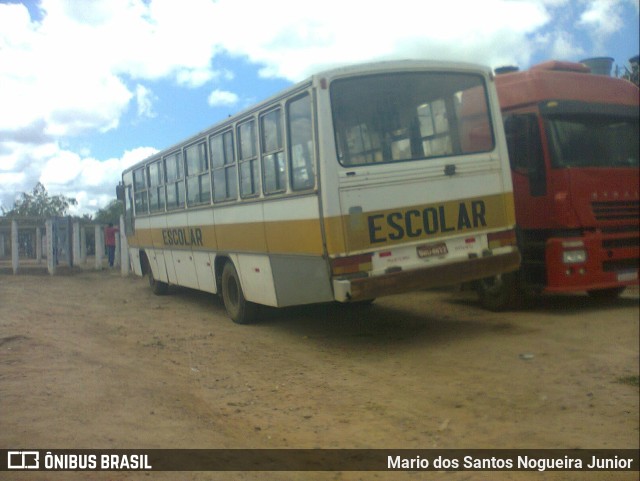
[331,72,494,166]
[546,115,639,168]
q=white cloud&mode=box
[204,0,553,80]
[40,149,82,185]
[0,0,559,133]
[548,30,586,59]
[0,140,156,215]
[136,85,157,118]
[578,0,624,51]
[0,0,224,139]
[1,0,636,214]
[576,0,637,53]
[175,67,235,88]
[207,89,239,107]
[0,2,133,138]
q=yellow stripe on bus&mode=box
[128,193,515,256]
[128,218,325,256]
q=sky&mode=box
[0,0,638,216]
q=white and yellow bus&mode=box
[118,60,520,323]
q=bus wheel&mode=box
[587,287,625,300]
[475,272,519,311]
[143,255,168,295]
[221,261,257,324]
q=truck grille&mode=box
[603,258,640,272]
[591,200,639,221]
[602,237,640,249]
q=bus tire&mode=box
[143,254,168,295]
[587,287,625,300]
[221,261,257,324]
[475,272,520,311]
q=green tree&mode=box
[1,182,77,218]
[93,199,123,225]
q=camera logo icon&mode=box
[7,451,40,469]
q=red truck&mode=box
[476,60,639,309]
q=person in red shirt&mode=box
[104,223,119,268]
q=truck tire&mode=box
[475,272,520,311]
[221,261,258,324]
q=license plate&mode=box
[417,242,448,258]
[617,270,638,282]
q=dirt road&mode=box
[1,268,638,481]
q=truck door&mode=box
[504,113,548,227]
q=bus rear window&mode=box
[331,72,494,166]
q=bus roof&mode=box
[495,60,639,111]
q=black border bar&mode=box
[2,449,638,472]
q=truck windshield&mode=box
[545,115,639,168]
[331,72,494,166]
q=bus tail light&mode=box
[331,253,373,276]
[487,229,517,250]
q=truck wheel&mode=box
[221,261,258,324]
[587,287,625,300]
[475,272,520,311]
[142,255,168,295]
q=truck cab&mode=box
[482,60,639,308]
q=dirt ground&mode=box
[0,263,638,481]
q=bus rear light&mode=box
[331,253,373,276]
[487,229,517,249]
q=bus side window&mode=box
[237,119,260,198]
[210,130,237,202]
[164,151,185,209]
[261,108,286,194]
[133,167,148,215]
[148,160,165,213]
[288,94,315,190]
[185,141,211,206]
[504,114,546,197]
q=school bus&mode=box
[477,60,639,309]
[118,60,520,323]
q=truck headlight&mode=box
[563,250,586,264]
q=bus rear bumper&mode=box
[333,249,521,302]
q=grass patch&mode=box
[616,375,639,387]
